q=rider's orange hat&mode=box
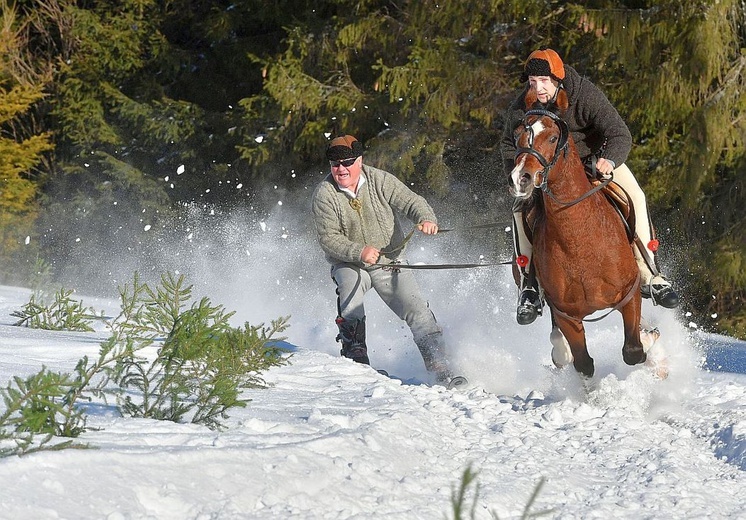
[521,48,565,83]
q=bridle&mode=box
[514,109,569,191]
[514,110,637,322]
[514,109,611,207]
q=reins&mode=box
[516,109,613,208]
[369,260,511,271]
[543,173,613,207]
[378,227,416,255]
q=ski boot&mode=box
[416,332,466,388]
[336,316,370,365]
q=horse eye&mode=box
[550,136,558,143]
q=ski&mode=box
[446,375,469,390]
[373,366,469,390]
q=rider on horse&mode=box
[501,48,680,325]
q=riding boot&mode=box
[335,316,370,365]
[415,332,453,383]
[633,242,680,309]
[641,275,680,308]
[512,208,542,325]
[517,269,542,325]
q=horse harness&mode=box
[514,109,613,207]
[514,109,643,324]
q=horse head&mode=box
[509,109,570,199]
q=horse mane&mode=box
[524,86,569,117]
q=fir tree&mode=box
[0,0,54,282]
[573,0,746,336]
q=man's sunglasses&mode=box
[330,158,357,168]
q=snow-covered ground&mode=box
[1,201,745,519]
[0,279,744,519]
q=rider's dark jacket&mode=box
[500,65,633,178]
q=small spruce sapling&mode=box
[108,272,289,429]
[1,271,290,457]
[11,288,100,332]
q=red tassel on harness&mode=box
[647,239,659,252]
[516,255,529,268]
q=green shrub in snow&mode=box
[0,272,289,456]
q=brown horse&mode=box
[508,106,648,378]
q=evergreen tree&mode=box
[25,1,315,274]
[0,0,54,283]
[238,0,562,190]
[574,0,746,336]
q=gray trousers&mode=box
[331,263,442,344]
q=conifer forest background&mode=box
[1,0,744,338]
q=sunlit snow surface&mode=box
[1,193,744,519]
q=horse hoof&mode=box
[622,346,647,366]
[643,343,669,379]
[645,357,669,379]
[574,361,595,378]
[640,327,660,352]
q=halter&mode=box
[514,109,569,191]
[515,109,611,207]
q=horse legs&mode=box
[553,313,594,378]
[639,317,661,353]
[550,326,573,367]
[547,312,572,367]
[639,317,668,379]
[619,295,647,366]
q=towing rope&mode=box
[369,260,512,271]
[373,222,514,271]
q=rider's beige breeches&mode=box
[512,163,659,285]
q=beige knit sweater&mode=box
[311,164,437,267]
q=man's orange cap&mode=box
[521,48,565,82]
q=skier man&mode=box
[311,134,456,385]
